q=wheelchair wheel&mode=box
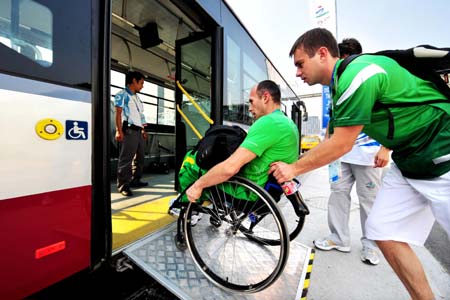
[244,191,306,246]
[184,176,289,293]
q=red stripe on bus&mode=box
[0,185,91,299]
[35,241,66,259]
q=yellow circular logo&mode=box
[35,118,63,140]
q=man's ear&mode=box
[263,91,270,103]
[318,46,329,61]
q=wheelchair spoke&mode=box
[184,176,289,293]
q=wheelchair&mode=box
[170,175,309,293]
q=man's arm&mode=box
[186,147,256,202]
[115,106,124,142]
[270,125,363,183]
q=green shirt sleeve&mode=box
[332,59,388,128]
[240,115,276,156]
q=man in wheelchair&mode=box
[185,80,299,203]
[171,80,300,248]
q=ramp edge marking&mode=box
[295,248,315,300]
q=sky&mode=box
[225,0,450,96]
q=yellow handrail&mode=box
[176,104,202,139]
[176,80,214,125]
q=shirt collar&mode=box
[125,87,135,95]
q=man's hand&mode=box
[374,146,390,168]
[115,130,124,142]
[186,183,203,203]
[269,161,296,184]
[142,130,148,140]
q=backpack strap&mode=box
[336,52,450,140]
[374,98,449,140]
[336,54,362,78]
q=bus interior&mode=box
[110,0,223,252]
[108,0,305,253]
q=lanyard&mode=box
[125,87,141,113]
[330,62,338,96]
[328,63,339,119]
[131,94,141,113]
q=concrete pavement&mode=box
[293,166,450,300]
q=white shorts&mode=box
[366,163,450,246]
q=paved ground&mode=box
[294,166,450,300]
[425,222,450,274]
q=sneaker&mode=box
[130,180,148,188]
[313,238,351,252]
[120,186,133,197]
[190,213,203,227]
[168,198,181,217]
[361,245,380,265]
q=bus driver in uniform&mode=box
[115,71,148,196]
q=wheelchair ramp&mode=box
[123,223,314,300]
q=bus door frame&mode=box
[174,27,223,190]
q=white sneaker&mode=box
[361,245,380,265]
[169,197,180,217]
[313,238,351,252]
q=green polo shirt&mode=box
[330,55,450,178]
[219,109,299,201]
[240,109,299,186]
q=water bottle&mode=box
[282,179,301,196]
[282,179,310,215]
[328,159,342,183]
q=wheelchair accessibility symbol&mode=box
[66,120,88,140]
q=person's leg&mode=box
[406,170,450,240]
[132,131,146,183]
[366,164,436,299]
[314,162,354,251]
[353,164,381,240]
[352,165,381,265]
[327,162,354,246]
[377,240,434,300]
[353,164,382,264]
[117,130,140,192]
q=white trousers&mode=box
[366,163,450,245]
[328,162,382,248]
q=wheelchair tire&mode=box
[242,191,306,246]
[184,176,289,293]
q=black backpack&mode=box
[337,45,450,100]
[337,45,450,139]
[195,125,247,170]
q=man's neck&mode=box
[265,104,281,115]
[126,85,136,94]
[324,57,339,86]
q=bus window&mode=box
[0,0,91,88]
[0,0,53,67]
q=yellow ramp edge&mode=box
[112,195,177,250]
[300,249,315,300]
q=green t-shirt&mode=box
[330,55,450,178]
[179,110,299,203]
[239,109,300,186]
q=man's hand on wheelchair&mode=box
[186,182,203,203]
[269,161,296,183]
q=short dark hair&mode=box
[338,38,362,57]
[125,71,145,85]
[256,80,281,104]
[289,28,339,58]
